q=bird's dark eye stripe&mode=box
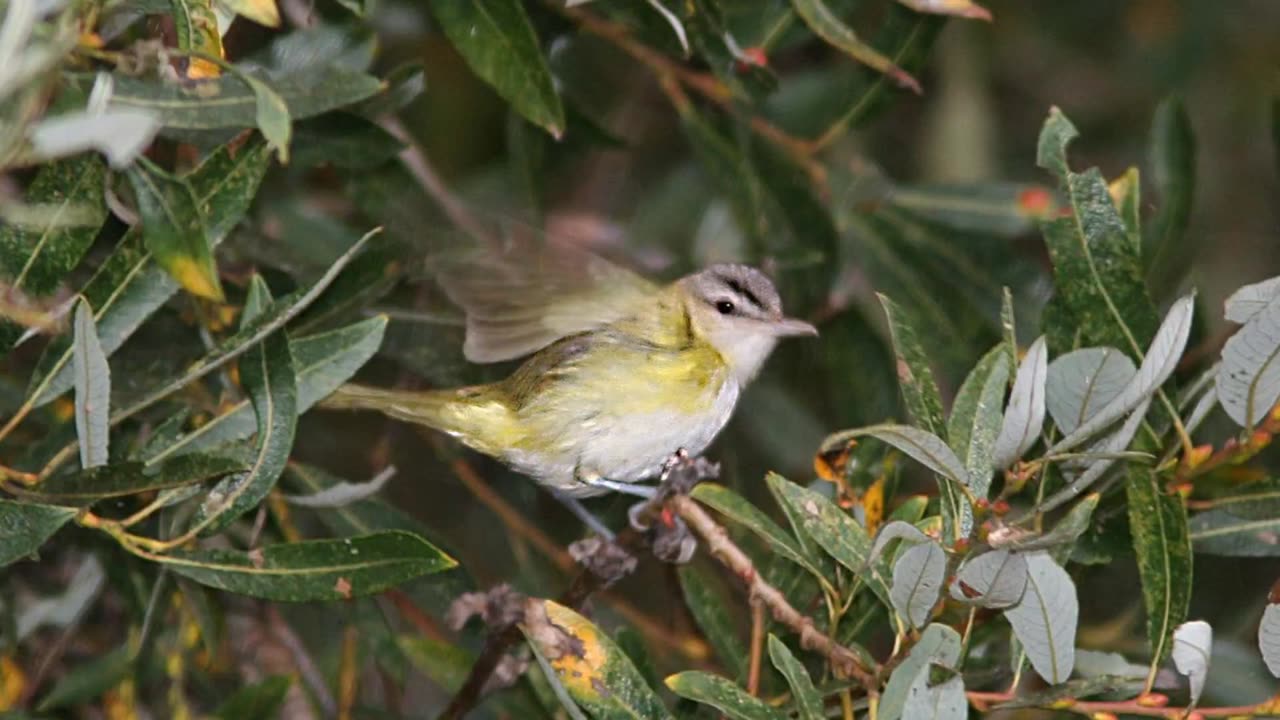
[719,275,765,310]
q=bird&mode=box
[321,243,817,498]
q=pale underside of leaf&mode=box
[950,550,1027,608]
[1259,603,1280,678]
[1171,620,1212,707]
[1224,275,1280,324]
[993,336,1048,469]
[1046,346,1136,435]
[72,299,110,469]
[902,665,966,720]
[1217,292,1280,429]
[1003,552,1077,684]
[891,540,946,629]
[879,624,961,720]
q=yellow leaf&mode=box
[862,475,886,536]
[525,600,609,698]
[169,256,225,302]
[217,0,281,28]
[0,656,25,711]
[173,0,225,79]
[1107,167,1140,213]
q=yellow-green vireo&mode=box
[321,246,817,497]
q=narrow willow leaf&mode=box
[1189,510,1280,556]
[891,540,945,629]
[36,453,245,500]
[999,493,1100,553]
[678,564,748,680]
[1125,468,1192,666]
[126,158,223,300]
[193,276,298,535]
[890,183,1049,238]
[212,676,290,720]
[29,138,272,406]
[879,294,948,436]
[524,601,673,720]
[766,473,890,605]
[869,520,930,565]
[665,671,783,720]
[0,155,107,349]
[429,1,563,137]
[1260,603,1280,678]
[790,0,920,93]
[0,500,77,567]
[1050,294,1195,454]
[241,72,291,162]
[1144,97,1197,299]
[1003,552,1077,684]
[766,636,822,720]
[1038,397,1152,514]
[880,624,961,720]
[281,465,393,508]
[1224,276,1280,324]
[822,424,968,490]
[691,483,820,574]
[902,664,966,720]
[1001,286,1018,380]
[72,299,110,469]
[144,315,386,462]
[171,0,224,78]
[947,346,1009,501]
[949,550,1027,608]
[1218,292,1280,429]
[156,531,456,601]
[1171,620,1211,707]
[1046,347,1136,435]
[65,69,381,130]
[992,336,1048,469]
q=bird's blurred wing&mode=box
[435,243,661,363]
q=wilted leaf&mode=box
[691,483,821,575]
[992,336,1048,469]
[1144,97,1197,298]
[0,500,77,567]
[36,453,245,500]
[212,676,291,720]
[1036,107,1160,354]
[666,671,783,720]
[1189,510,1280,556]
[1171,620,1211,707]
[430,0,563,137]
[281,465,393,508]
[949,550,1027,608]
[1260,603,1280,678]
[1046,347,1136,435]
[29,138,272,406]
[678,564,748,679]
[155,531,455,601]
[192,277,298,535]
[1125,468,1192,666]
[1049,294,1195,455]
[891,539,945,629]
[767,636,822,720]
[791,0,920,93]
[524,600,673,719]
[144,315,386,462]
[1224,276,1280,324]
[171,0,224,78]
[126,158,223,300]
[29,110,160,168]
[1218,292,1280,429]
[1003,552,1077,684]
[880,624,961,720]
[947,345,1009,501]
[72,299,110,469]
[902,663,966,720]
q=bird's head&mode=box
[679,264,817,384]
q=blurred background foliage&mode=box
[2,0,1280,716]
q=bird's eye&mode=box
[715,300,735,315]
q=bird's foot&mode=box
[578,474,658,498]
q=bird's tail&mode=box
[319,383,515,456]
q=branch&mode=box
[967,690,1280,718]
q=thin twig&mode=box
[748,599,765,696]
[967,690,1280,718]
[379,116,495,246]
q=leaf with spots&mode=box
[1125,467,1191,667]
[0,500,77,568]
[125,157,223,301]
[1188,509,1280,556]
[767,636,822,720]
[947,345,1010,500]
[666,671,783,720]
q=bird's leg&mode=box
[550,490,616,541]
[575,468,658,499]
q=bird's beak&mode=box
[773,317,819,337]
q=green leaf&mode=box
[678,563,748,679]
[1001,493,1101,556]
[766,636,822,720]
[1036,107,1159,354]
[155,530,455,601]
[0,499,77,567]
[65,68,382,130]
[946,345,1010,500]
[1125,467,1192,667]
[878,293,947,436]
[1189,510,1280,556]
[72,299,110,469]
[143,315,386,463]
[37,644,132,711]
[880,624,960,720]
[0,154,107,347]
[683,0,778,101]
[429,0,564,137]
[665,671,784,720]
[791,0,920,93]
[292,112,404,170]
[821,424,969,490]
[524,600,673,720]
[28,138,271,407]
[690,483,820,575]
[1144,96,1196,298]
[125,157,223,300]
[171,0,223,79]
[242,73,292,163]
[888,182,1053,238]
[765,473,890,605]
[212,675,291,720]
[36,453,245,500]
[191,276,298,535]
